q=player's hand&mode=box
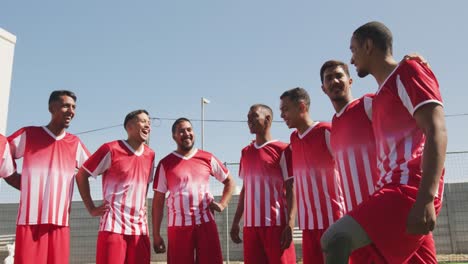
[89,203,108,217]
[153,235,166,254]
[209,201,226,213]
[280,225,293,250]
[403,53,431,69]
[230,223,242,244]
[406,196,436,235]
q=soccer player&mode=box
[320,60,378,214]
[321,21,447,264]
[280,87,345,264]
[7,90,90,264]
[230,104,296,264]
[0,134,15,180]
[152,117,235,264]
[75,109,155,264]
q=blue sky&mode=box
[1,1,467,200]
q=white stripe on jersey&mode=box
[400,135,412,185]
[297,172,307,229]
[264,179,271,226]
[254,179,261,226]
[361,146,375,195]
[337,151,352,212]
[397,75,415,115]
[386,137,398,185]
[310,170,323,229]
[346,148,363,205]
[320,169,333,228]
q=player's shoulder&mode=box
[268,140,289,150]
[316,121,332,130]
[143,143,156,156]
[196,149,214,160]
[242,140,256,152]
[398,58,433,76]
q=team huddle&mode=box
[0,21,447,264]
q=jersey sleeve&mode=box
[280,145,293,181]
[210,155,229,182]
[7,127,27,160]
[0,140,15,178]
[82,143,112,178]
[153,161,168,193]
[238,147,247,180]
[148,152,156,183]
[76,140,91,169]
[363,95,373,121]
[325,128,334,157]
[397,60,443,116]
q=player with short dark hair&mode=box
[76,109,155,264]
[152,118,235,264]
[230,104,296,264]
[321,21,447,264]
[280,87,345,263]
[8,90,90,264]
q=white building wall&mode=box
[0,28,16,135]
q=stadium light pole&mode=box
[201,97,210,150]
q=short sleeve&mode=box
[148,152,156,183]
[281,145,293,181]
[82,144,111,178]
[8,127,27,159]
[325,129,333,157]
[0,140,15,178]
[76,140,91,168]
[396,60,443,116]
[210,155,229,182]
[363,95,373,121]
[238,152,244,180]
[153,162,168,193]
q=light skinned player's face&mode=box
[322,66,353,103]
[247,107,269,135]
[126,113,151,143]
[49,95,76,129]
[280,97,301,129]
[350,36,370,78]
[173,121,195,151]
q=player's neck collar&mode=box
[121,140,144,156]
[42,126,66,140]
[254,139,277,149]
[335,99,358,118]
[297,122,319,139]
[173,148,198,160]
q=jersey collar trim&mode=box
[335,98,358,118]
[172,148,198,160]
[377,63,400,94]
[254,139,278,149]
[121,140,144,156]
[42,126,66,140]
[297,122,319,139]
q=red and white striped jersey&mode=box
[330,95,379,212]
[239,140,292,227]
[8,126,90,226]
[0,134,15,178]
[82,140,155,235]
[153,149,229,227]
[373,59,444,196]
[290,122,345,230]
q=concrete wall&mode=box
[0,182,467,263]
[0,28,16,135]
